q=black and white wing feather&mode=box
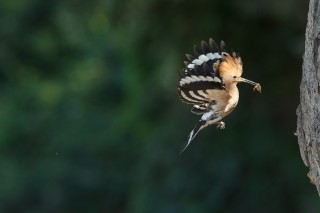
[177,39,227,114]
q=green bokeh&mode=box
[0,0,319,212]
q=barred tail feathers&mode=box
[180,109,222,154]
[180,120,206,154]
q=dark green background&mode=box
[1,0,319,212]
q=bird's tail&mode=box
[180,120,206,154]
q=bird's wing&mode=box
[177,39,228,114]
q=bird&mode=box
[177,38,261,153]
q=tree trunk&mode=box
[297,0,320,195]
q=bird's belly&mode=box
[223,99,238,117]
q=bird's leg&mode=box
[216,121,225,129]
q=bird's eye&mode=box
[233,76,237,79]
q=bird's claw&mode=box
[253,83,261,93]
[216,121,225,129]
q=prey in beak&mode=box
[237,77,261,93]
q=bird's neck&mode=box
[226,83,239,100]
[223,83,239,115]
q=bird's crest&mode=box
[219,53,243,78]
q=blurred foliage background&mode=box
[0,0,319,212]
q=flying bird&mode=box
[177,38,261,153]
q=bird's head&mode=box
[218,53,243,84]
[218,53,261,92]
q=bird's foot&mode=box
[216,121,225,129]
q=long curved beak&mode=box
[238,77,261,92]
[238,77,257,85]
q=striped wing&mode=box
[177,39,227,113]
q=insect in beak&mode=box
[238,77,261,92]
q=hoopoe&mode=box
[177,38,261,153]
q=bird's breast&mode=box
[223,85,239,117]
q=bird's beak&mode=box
[238,77,261,92]
[238,77,257,85]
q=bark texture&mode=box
[297,0,320,195]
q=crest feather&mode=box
[219,53,243,77]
